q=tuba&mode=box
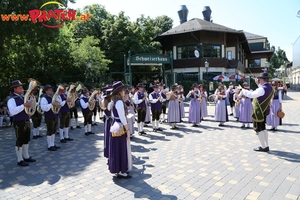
[24,78,38,116]
[75,81,84,99]
[199,91,203,103]
[88,90,98,110]
[67,82,77,108]
[36,86,44,114]
[51,84,64,114]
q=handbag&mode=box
[110,122,126,137]
[277,110,285,118]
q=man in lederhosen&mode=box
[80,88,95,136]
[236,72,273,152]
[59,85,73,143]
[89,86,98,126]
[41,84,61,151]
[32,85,43,139]
[133,83,147,135]
[158,83,167,123]
[149,84,162,132]
[8,80,37,166]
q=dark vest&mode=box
[43,95,58,119]
[150,92,162,110]
[273,90,279,100]
[252,83,273,122]
[136,91,146,108]
[60,93,70,113]
[9,93,30,121]
[81,96,90,113]
[229,90,234,98]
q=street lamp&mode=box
[205,59,209,95]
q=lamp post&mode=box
[205,59,209,95]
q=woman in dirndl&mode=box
[109,81,132,179]
[266,82,283,131]
[167,85,181,129]
[214,86,228,126]
[124,88,135,137]
[238,82,253,129]
[178,85,185,120]
[186,83,201,127]
[199,84,208,120]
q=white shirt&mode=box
[80,97,89,109]
[7,94,24,116]
[41,96,52,112]
[241,84,265,99]
[133,91,144,105]
[112,100,127,125]
[149,92,159,103]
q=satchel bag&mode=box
[277,110,285,118]
[110,122,126,137]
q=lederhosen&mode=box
[150,92,162,121]
[10,94,31,147]
[136,91,146,123]
[43,95,59,136]
[81,96,93,126]
[229,90,235,107]
[31,95,43,128]
[59,93,70,129]
[252,83,274,133]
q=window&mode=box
[227,51,232,60]
[248,58,261,68]
[203,44,221,58]
[177,45,197,59]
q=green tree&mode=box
[269,46,290,77]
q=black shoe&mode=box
[170,127,176,130]
[192,124,198,127]
[230,113,233,116]
[54,145,60,149]
[64,137,74,141]
[33,136,38,139]
[269,127,275,131]
[24,156,36,162]
[48,146,57,151]
[89,132,95,135]
[144,124,148,127]
[76,125,81,129]
[18,160,29,166]
[60,139,67,143]
[37,135,43,138]
[253,146,268,152]
[153,128,157,132]
[156,128,162,131]
[116,174,132,179]
[174,126,179,129]
[93,123,98,126]
[85,132,89,136]
[241,125,246,128]
[70,126,74,130]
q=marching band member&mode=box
[214,86,228,126]
[167,85,181,129]
[158,83,167,123]
[266,82,283,131]
[227,82,235,116]
[80,88,95,136]
[124,89,135,137]
[238,82,253,129]
[41,84,61,151]
[69,87,81,130]
[89,86,99,126]
[233,87,240,121]
[133,83,147,135]
[101,87,113,160]
[199,84,208,120]
[144,88,151,127]
[178,85,185,120]
[32,85,43,139]
[186,83,201,127]
[236,72,273,152]
[8,80,36,166]
[58,85,73,143]
[149,84,162,132]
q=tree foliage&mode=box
[269,46,290,76]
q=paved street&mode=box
[0,90,300,200]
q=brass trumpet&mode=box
[24,78,38,116]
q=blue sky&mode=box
[70,0,300,61]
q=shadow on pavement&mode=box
[112,166,178,200]
[268,150,300,163]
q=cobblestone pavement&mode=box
[0,90,300,200]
